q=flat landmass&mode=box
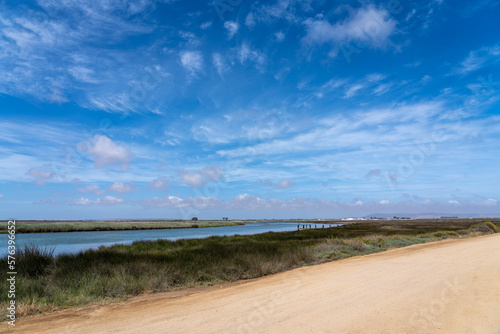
[0,220,246,233]
[6,233,500,333]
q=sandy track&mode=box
[5,234,500,334]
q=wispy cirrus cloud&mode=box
[212,52,229,79]
[237,42,266,71]
[217,101,446,158]
[192,109,290,145]
[0,0,156,105]
[456,44,500,74]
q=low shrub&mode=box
[484,222,498,233]
[471,222,497,234]
[433,231,459,238]
[16,244,55,278]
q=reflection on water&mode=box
[1,222,339,256]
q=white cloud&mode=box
[276,179,295,189]
[179,31,202,47]
[484,199,498,206]
[200,21,212,29]
[139,195,220,209]
[365,73,386,82]
[148,177,168,190]
[28,168,53,180]
[181,172,205,187]
[0,194,3,199]
[379,200,389,204]
[140,195,184,208]
[109,181,135,193]
[72,197,92,206]
[448,200,460,205]
[76,184,104,195]
[28,168,54,185]
[95,196,124,205]
[245,13,256,27]
[224,21,239,39]
[227,194,268,210]
[181,166,225,187]
[302,5,398,54]
[275,31,285,42]
[420,75,432,84]
[179,50,203,76]
[201,166,225,181]
[71,195,124,206]
[81,135,132,169]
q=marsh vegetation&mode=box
[0,220,245,233]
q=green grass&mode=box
[0,220,245,233]
[0,219,498,320]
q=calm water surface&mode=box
[1,222,338,256]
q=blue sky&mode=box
[0,0,499,220]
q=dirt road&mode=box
[5,234,500,334]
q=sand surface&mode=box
[5,234,500,334]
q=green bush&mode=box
[433,231,459,238]
[17,244,55,278]
[484,222,498,233]
[377,237,386,248]
[471,222,497,234]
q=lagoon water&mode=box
[1,222,337,256]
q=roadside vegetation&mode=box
[0,220,245,233]
[0,219,498,320]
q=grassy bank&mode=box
[0,219,498,320]
[0,220,245,233]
